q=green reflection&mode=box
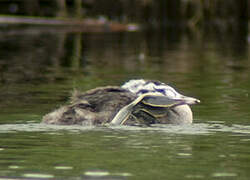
[0,28,249,180]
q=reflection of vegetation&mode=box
[0,28,249,85]
[0,0,249,122]
[0,28,249,122]
[71,33,82,70]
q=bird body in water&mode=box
[42,79,200,126]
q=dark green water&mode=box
[0,26,250,180]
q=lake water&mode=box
[0,25,250,180]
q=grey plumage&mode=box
[42,86,136,125]
[42,80,200,126]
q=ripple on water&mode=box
[23,173,54,178]
[83,170,132,177]
[8,165,20,169]
[212,172,237,177]
[177,153,192,157]
[0,122,249,135]
[54,166,73,170]
[185,174,205,179]
[84,170,110,176]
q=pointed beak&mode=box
[176,96,200,105]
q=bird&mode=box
[42,79,200,126]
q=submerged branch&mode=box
[0,15,139,32]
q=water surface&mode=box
[0,26,250,179]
